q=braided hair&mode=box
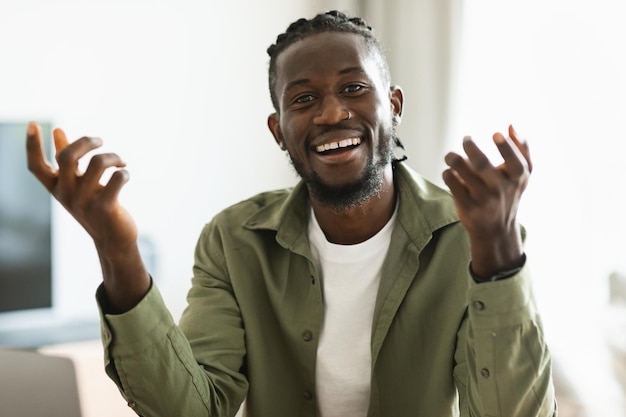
[266,10,391,112]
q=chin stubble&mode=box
[286,128,396,211]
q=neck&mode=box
[310,165,396,245]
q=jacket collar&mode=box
[393,162,459,249]
[243,162,459,250]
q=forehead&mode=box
[274,31,384,89]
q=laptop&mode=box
[0,349,82,417]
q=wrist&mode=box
[96,242,151,314]
[470,253,526,283]
[468,225,524,279]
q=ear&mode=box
[267,112,286,150]
[390,85,404,122]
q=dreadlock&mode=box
[266,10,406,162]
[266,10,390,112]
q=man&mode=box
[26,10,556,417]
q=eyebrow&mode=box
[282,66,367,97]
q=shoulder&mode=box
[219,188,294,219]
[203,188,292,235]
[200,182,309,239]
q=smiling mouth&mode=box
[315,138,361,154]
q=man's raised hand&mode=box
[442,125,531,280]
[26,122,149,312]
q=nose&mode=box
[313,95,349,125]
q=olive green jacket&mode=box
[99,163,556,417]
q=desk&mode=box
[40,340,245,417]
[40,340,137,417]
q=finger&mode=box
[81,153,127,190]
[444,151,488,199]
[508,124,519,141]
[442,168,473,209]
[101,169,130,204]
[444,142,488,196]
[508,124,533,173]
[442,168,469,199]
[462,136,494,172]
[493,132,528,179]
[26,122,57,190]
[53,127,70,155]
[55,129,103,184]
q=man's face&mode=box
[268,31,403,210]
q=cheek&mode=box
[279,131,304,161]
[381,107,396,131]
[371,109,393,136]
[280,120,307,149]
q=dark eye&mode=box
[343,84,364,94]
[295,94,315,104]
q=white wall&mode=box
[0,0,339,323]
[452,1,626,412]
[452,0,626,323]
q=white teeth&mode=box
[316,138,361,153]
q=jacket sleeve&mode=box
[453,268,557,416]
[97,221,248,417]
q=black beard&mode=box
[288,128,397,211]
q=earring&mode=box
[279,142,287,150]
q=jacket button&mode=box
[302,330,313,342]
[472,300,485,311]
[303,391,313,400]
[480,368,490,378]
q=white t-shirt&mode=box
[308,206,397,417]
